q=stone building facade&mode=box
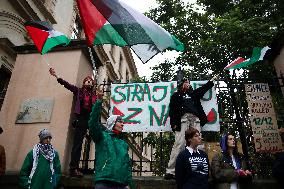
[0,0,140,174]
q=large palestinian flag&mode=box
[25,21,70,55]
[224,46,270,70]
[76,0,184,63]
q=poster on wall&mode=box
[245,83,283,153]
[110,81,219,132]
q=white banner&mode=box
[192,81,220,132]
[110,81,219,132]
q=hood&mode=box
[106,115,120,131]
[220,134,227,152]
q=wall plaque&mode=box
[16,98,54,123]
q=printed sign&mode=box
[110,81,219,132]
[245,83,283,152]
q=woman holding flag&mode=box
[49,67,98,177]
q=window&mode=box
[126,69,129,83]
[71,16,83,39]
[0,67,11,110]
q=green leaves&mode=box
[148,0,283,77]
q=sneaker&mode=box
[70,169,83,178]
[164,173,175,180]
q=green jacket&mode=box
[19,150,61,189]
[88,100,132,186]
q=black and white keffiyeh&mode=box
[38,143,55,162]
[28,143,55,187]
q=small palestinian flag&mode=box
[224,46,270,70]
[76,0,184,63]
[25,21,70,54]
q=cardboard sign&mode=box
[245,83,283,152]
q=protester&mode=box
[19,129,61,189]
[165,75,217,180]
[0,127,6,176]
[175,127,210,189]
[211,133,252,189]
[49,67,97,177]
[88,98,133,189]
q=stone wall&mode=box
[0,174,282,189]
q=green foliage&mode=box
[142,132,175,176]
[147,0,283,77]
[248,151,275,178]
[145,0,284,176]
[130,76,149,83]
[150,59,175,82]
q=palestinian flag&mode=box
[25,21,70,54]
[77,0,184,63]
[224,46,270,70]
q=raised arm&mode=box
[193,80,214,98]
[49,68,78,94]
[88,99,104,143]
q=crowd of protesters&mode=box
[0,69,280,189]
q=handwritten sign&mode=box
[245,83,283,152]
[110,81,219,132]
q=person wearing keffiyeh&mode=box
[19,129,61,189]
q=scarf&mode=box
[81,87,96,112]
[28,143,55,188]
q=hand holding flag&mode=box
[49,68,59,79]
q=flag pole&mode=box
[41,54,51,67]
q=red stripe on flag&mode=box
[225,57,246,69]
[25,26,49,52]
[113,106,125,116]
[77,0,111,46]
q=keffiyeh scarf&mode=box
[28,143,55,188]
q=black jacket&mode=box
[169,81,214,131]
